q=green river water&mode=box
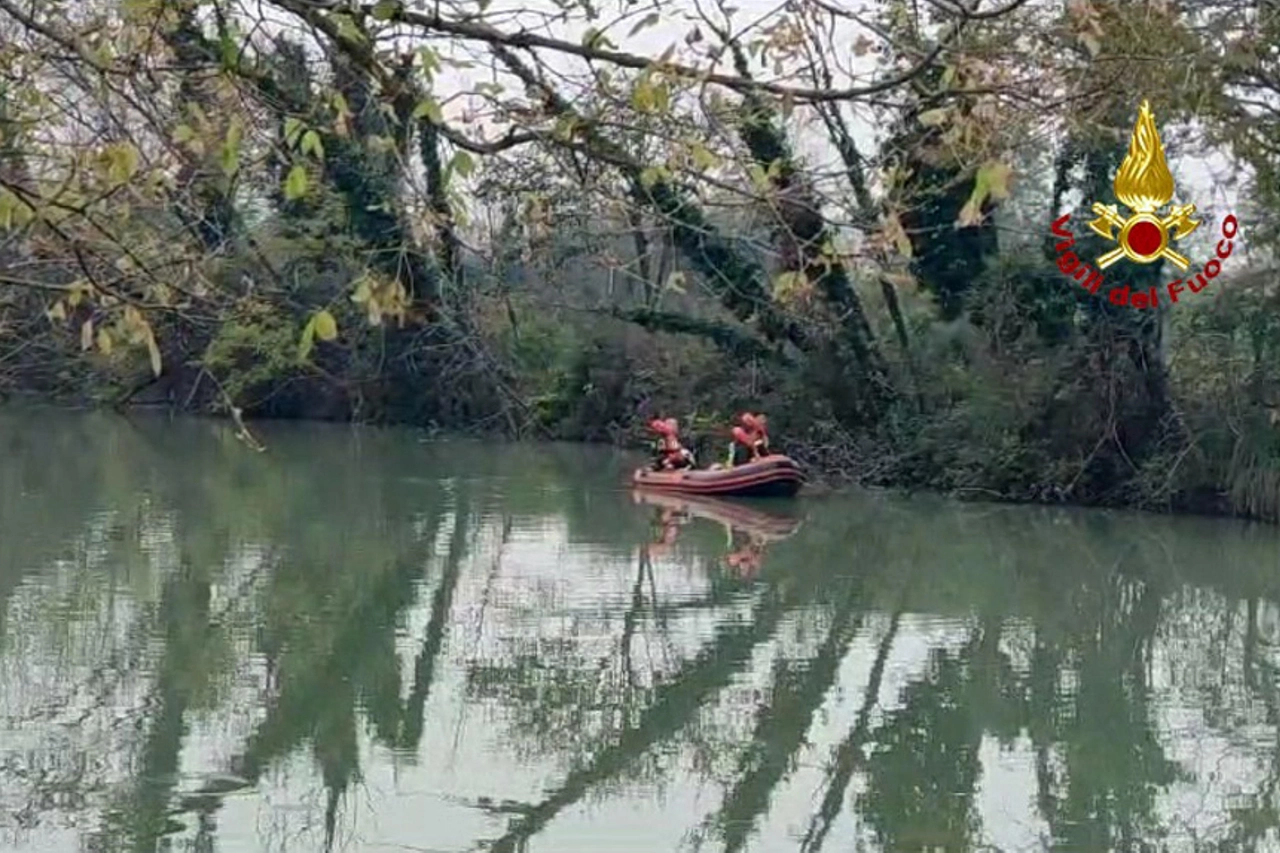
[3,409,1280,852]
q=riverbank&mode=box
[4,389,1265,530]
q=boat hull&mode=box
[632,455,804,498]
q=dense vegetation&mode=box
[0,0,1278,520]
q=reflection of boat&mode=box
[631,455,804,498]
[631,489,803,539]
[633,489,801,579]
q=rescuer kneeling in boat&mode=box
[726,412,771,467]
[649,418,695,471]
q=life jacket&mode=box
[739,413,769,457]
[650,418,690,464]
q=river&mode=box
[2,409,1280,852]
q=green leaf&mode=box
[220,119,243,176]
[283,116,304,147]
[418,46,442,81]
[219,31,238,69]
[412,98,442,122]
[956,160,1013,227]
[581,27,615,50]
[370,0,400,20]
[172,123,195,144]
[284,164,308,200]
[639,166,668,189]
[300,129,324,159]
[104,142,140,184]
[976,160,1013,201]
[0,188,32,230]
[331,12,366,44]
[312,309,338,342]
[629,12,661,36]
[297,316,317,362]
[449,150,475,178]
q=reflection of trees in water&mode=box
[0,413,471,852]
[12,414,1280,851]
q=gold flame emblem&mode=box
[1087,100,1200,271]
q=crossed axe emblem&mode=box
[1087,202,1200,272]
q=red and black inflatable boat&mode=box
[632,455,804,498]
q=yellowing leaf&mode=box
[956,160,1013,227]
[96,327,113,354]
[917,108,949,127]
[172,123,196,144]
[66,281,88,309]
[80,319,94,351]
[639,166,665,189]
[772,270,808,299]
[977,160,1013,201]
[350,276,373,304]
[103,142,140,184]
[881,212,913,258]
[956,199,984,228]
[691,144,720,170]
[145,326,162,376]
[631,80,655,112]
[921,108,952,126]
[284,164,308,200]
[651,82,670,113]
[46,300,66,322]
[312,309,338,341]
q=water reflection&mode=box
[3,411,1280,851]
[631,490,802,580]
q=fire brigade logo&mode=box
[1085,99,1199,271]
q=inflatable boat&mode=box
[631,455,804,498]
